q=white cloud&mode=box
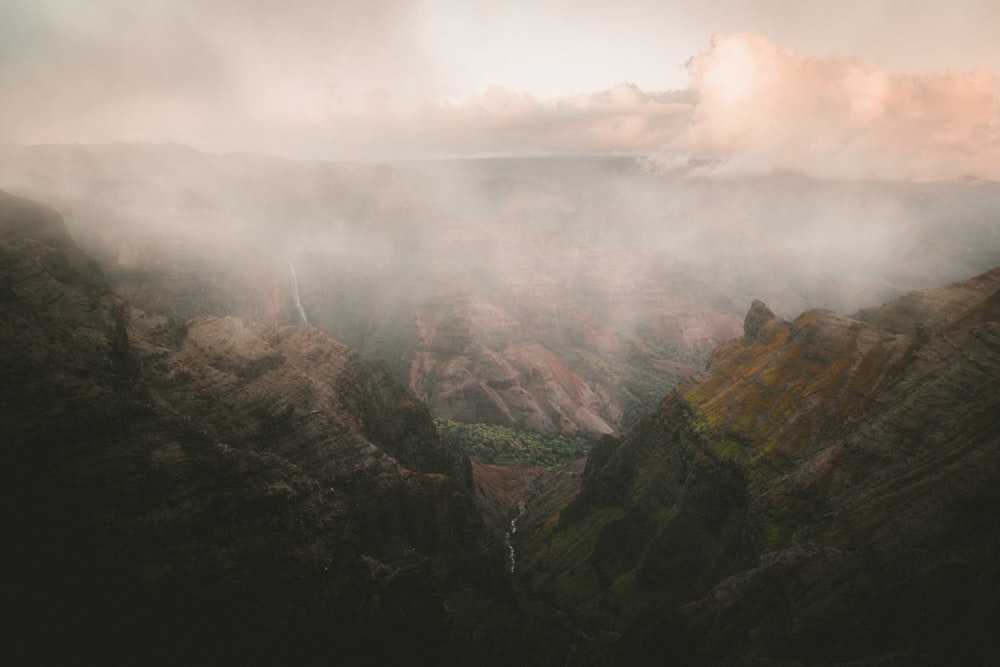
[1,5,998,178]
[654,33,1000,179]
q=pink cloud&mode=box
[289,83,692,158]
[658,33,1000,179]
[409,84,692,154]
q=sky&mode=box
[2,0,999,178]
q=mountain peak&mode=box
[743,298,777,343]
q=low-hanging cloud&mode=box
[0,0,437,151]
[655,33,1000,180]
[0,1,692,159]
[2,4,998,179]
[345,84,694,157]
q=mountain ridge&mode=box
[518,265,1000,664]
[0,188,542,665]
[4,150,1000,663]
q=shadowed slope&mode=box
[519,267,1000,665]
[0,189,531,666]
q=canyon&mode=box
[5,145,999,437]
[3,146,1000,664]
[0,189,536,664]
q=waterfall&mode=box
[505,501,528,574]
[288,261,308,325]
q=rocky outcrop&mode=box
[742,298,777,342]
[0,189,526,665]
[519,269,1000,665]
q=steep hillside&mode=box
[0,145,740,433]
[518,268,1000,664]
[20,144,1000,434]
[0,189,541,665]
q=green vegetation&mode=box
[434,419,597,468]
[519,506,626,628]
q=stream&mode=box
[505,500,528,573]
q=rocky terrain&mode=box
[7,144,998,435]
[4,145,1000,664]
[0,145,739,434]
[0,188,545,665]
[517,267,1000,664]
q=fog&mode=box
[3,1,1000,172]
[2,143,998,434]
[2,2,999,433]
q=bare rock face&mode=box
[0,189,521,665]
[519,268,1000,665]
[411,300,623,434]
[742,298,777,343]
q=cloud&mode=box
[253,83,694,159]
[0,0,436,149]
[1,1,694,157]
[654,33,1000,179]
[1,6,997,179]
[403,84,693,156]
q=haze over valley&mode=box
[3,145,998,438]
[3,2,1000,664]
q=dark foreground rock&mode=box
[0,189,535,665]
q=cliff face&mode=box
[411,299,624,434]
[0,189,525,665]
[519,267,1000,664]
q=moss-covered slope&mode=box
[519,268,1000,665]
